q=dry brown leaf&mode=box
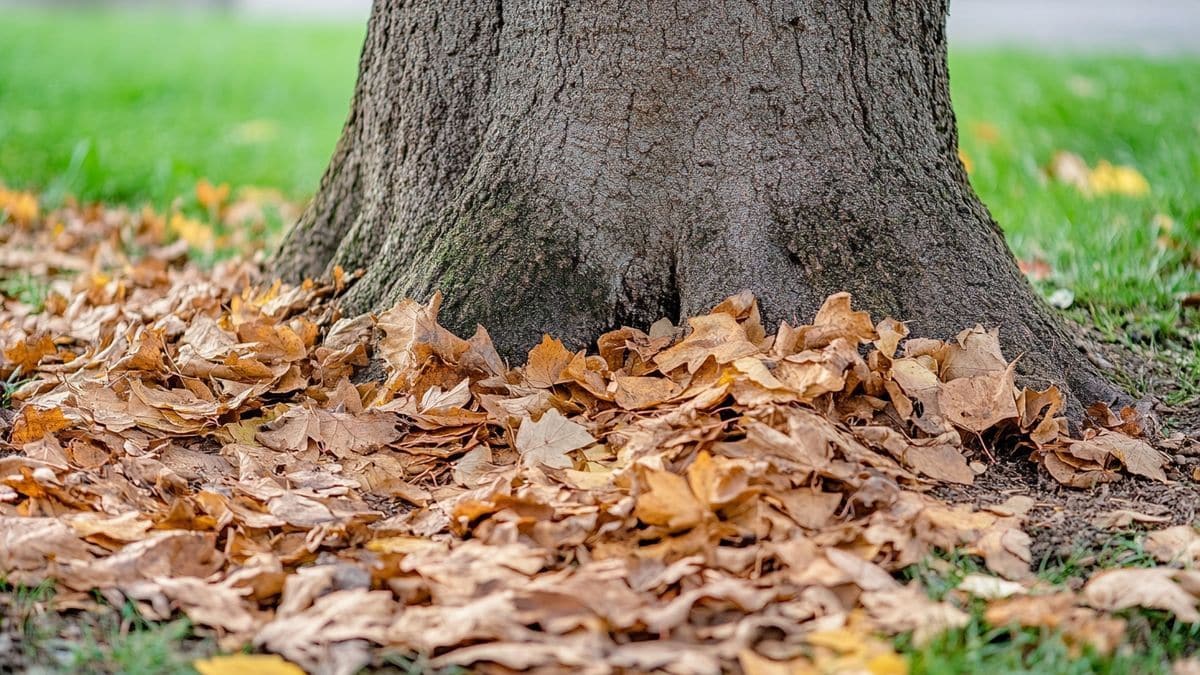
[256,588,395,674]
[1146,526,1200,566]
[976,526,1033,580]
[957,574,1027,599]
[10,406,72,446]
[65,511,153,543]
[157,577,260,635]
[635,468,707,532]
[1084,568,1200,622]
[514,408,595,469]
[613,375,680,410]
[3,334,56,372]
[902,443,974,485]
[985,592,1126,655]
[796,292,877,349]
[1091,508,1172,530]
[1087,431,1169,483]
[0,196,1176,674]
[653,312,759,374]
[862,586,970,645]
[938,361,1019,433]
[941,325,1007,380]
[523,335,576,388]
[738,649,817,675]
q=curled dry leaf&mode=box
[1084,568,1200,622]
[1146,525,1200,566]
[1091,508,1172,530]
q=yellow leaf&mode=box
[366,536,444,554]
[1049,151,1150,197]
[806,628,865,655]
[193,654,305,675]
[1088,160,1150,197]
[169,212,215,249]
[195,179,231,211]
[867,652,909,675]
[0,186,38,225]
[958,148,974,173]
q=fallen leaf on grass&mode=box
[194,654,304,675]
[985,592,1127,655]
[1084,568,1200,622]
[957,574,1028,600]
[1049,151,1151,197]
[1146,525,1200,566]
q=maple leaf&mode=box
[10,406,72,446]
[514,408,595,469]
[256,405,401,457]
[794,292,877,350]
[613,375,679,409]
[938,361,1020,433]
[523,335,576,388]
[653,312,759,373]
[3,333,55,373]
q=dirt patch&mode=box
[1078,318,1200,435]
[936,438,1200,569]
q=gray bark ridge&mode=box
[276,0,1125,414]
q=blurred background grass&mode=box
[0,10,362,204]
[0,8,1197,396]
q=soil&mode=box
[937,324,1200,570]
[934,447,1200,567]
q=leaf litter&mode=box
[0,194,1195,674]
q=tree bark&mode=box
[275,0,1124,415]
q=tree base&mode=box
[272,0,1130,425]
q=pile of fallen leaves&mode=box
[0,191,1191,674]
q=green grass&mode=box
[1,579,211,674]
[0,9,363,206]
[900,610,1200,675]
[0,271,48,311]
[950,52,1200,352]
[900,548,1200,674]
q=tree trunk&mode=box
[275,0,1124,415]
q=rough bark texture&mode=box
[276,0,1124,414]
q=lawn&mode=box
[951,52,1200,364]
[0,10,362,205]
[1,7,1199,674]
